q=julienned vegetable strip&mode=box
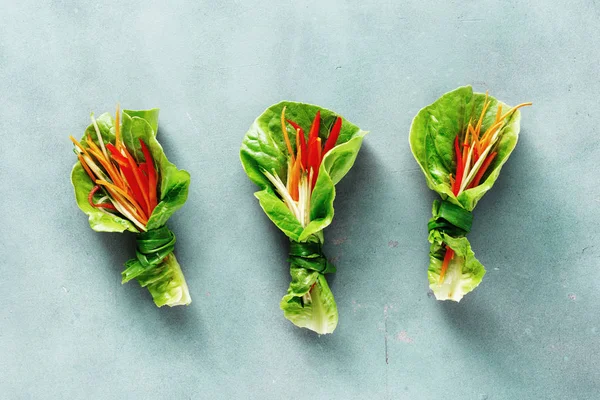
[409,86,530,301]
[70,107,191,307]
[240,101,368,334]
[139,139,158,210]
[322,117,342,155]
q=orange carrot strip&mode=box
[469,152,497,188]
[473,145,480,163]
[280,107,295,164]
[69,136,93,159]
[295,128,303,170]
[289,155,301,201]
[288,120,307,167]
[480,119,504,143]
[296,144,303,174]
[85,143,126,189]
[106,143,128,165]
[499,102,532,122]
[439,247,455,283]
[78,155,96,181]
[102,186,148,225]
[474,93,490,135]
[468,123,477,143]
[85,136,123,183]
[96,179,148,222]
[462,122,471,162]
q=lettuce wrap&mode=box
[70,107,191,307]
[410,86,530,301]
[241,102,367,333]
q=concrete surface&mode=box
[1,1,599,399]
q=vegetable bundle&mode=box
[409,86,530,301]
[240,102,367,334]
[70,107,191,307]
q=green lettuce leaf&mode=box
[241,101,367,333]
[124,253,191,307]
[71,161,139,232]
[241,101,368,241]
[410,86,525,301]
[281,269,338,335]
[428,231,485,301]
[70,109,191,307]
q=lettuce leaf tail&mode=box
[427,200,485,301]
[280,235,338,334]
[122,226,191,307]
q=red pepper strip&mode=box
[306,111,321,163]
[121,145,152,217]
[322,116,342,156]
[308,137,322,189]
[452,135,463,196]
[106,143,129,166]
[107,144,146,206]
[287,119,308,167]
[119,164,147,212]
[316,137,322,164]
[88,185,117,210]
[308,111,321,143]
[469,152,497,189]
[138,163,148,176]
[139,139,158,211]
[137,165,149,202]
[439,246,455,283]
[299,128,308,168]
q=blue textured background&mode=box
[1,1,599,399]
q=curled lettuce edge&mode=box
[240,101,367,333]
[428,232,485,302]
[409,86,523,301]
[70,109,192,307]
[281,269,338,335]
